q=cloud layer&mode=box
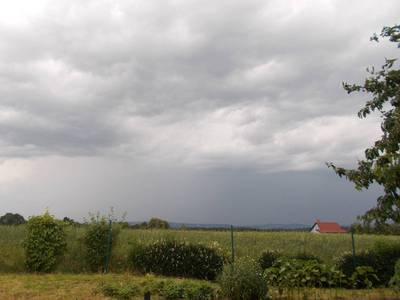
[1,0,399,172]
[1,0,399,223]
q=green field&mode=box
[1,225,399,273]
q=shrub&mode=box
[265,258,346,289]
[335,250,375,278]
[130,240,224,280]
[98,279,215,300]
[219,257,268,300]
[373,241,400,284]
[23,212,67,272]
[389,259,400,291]
[259,250,281,270]
[336,242,400,285]
[349,266,379,289]
[181,281,215,300]
[259,251,321,271]
[84,215,120,272]
[99,282,140,300]
[290,251,322,263]
[161,280,215,300]
[162,281,185,300]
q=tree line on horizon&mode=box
[0,212,170,229]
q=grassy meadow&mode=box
[1,225,399,273]
[0,273,398,300]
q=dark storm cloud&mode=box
[0,0,399,224]
[0,156,381,225]
[0,0,399,170]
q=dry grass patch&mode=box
[0,274,398,300]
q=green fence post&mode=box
[230,225,235,265]
[104,219,113,273]
[351,229,356,270]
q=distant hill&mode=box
[129,221,310,231]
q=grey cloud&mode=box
[1,0,399,225]
[0,0,399,170]
[0,156,381,225]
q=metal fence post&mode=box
[104,219,113,273]
[351,229,356,270]
[230,225,235,265]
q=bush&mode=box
[290,252,322,263]
[130,240,224,280]
[181,281,215,300]
[373,242,400,284]
[259,251,321,271]
[389,259,400,291]
[335,251,375,278]
[219,257,268,300]
[161,280,215,300]
[259,250,281,270]
[349,266,379,289]
[336,242,400,285]
[99,282,140,300]
[23,212,67,272]
[97,278,216,300]
[162,281,185,300]
[84,215,120,272]
[265,258,346,289]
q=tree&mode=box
[147,217,170,229]
[0,212,26,225]
[62,216,81,226]
[327,24,400,225]
[23,212,67,272]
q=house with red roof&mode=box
[310,219,346,234]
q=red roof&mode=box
[313,219,346,233]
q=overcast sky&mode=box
[0,0,399,225]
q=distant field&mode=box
[1,225,399,273]
[0,274,397,300]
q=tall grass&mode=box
[1,225,399,273]
[0,225,26,272]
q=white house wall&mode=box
[310,224,320,233]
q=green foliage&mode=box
[180,280,215,300]
[389,259,400,291]
[23,212,67,272]
[147,217,170,229]
[265,258,346,289]
[327,24,400,224]
[373,241,400,284]
[99,282,140,300]
[0,213,25,225]
[97,276,216,300]
[258,250,281,270]
[350,222,400,235]
[83,214,120,272]
[219,257,268,300]
[336,242,400,285]
[161,280,215,300]
[290,251,322,263]
[162,281,185,299]
[335,250,375,278]
[130,239,224,280]
[2,226,400,273]
[349,266,379,289]
[62,217,80,226]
